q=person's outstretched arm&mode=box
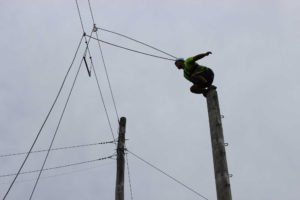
[192,51,212,62]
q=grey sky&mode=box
[1,0,300,199]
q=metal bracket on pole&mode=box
[93,24,98,32]
[83,56,91,77]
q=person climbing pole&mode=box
[175,52,216,97]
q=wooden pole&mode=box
[206,88,232,200]
[115,117,126,200]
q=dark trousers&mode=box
[191,68,214,88]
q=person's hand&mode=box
[206,51,212,55]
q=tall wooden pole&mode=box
[115,117,126,200]
[206,88,232,200]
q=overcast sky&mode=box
[0,0,300,199]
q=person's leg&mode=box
[192,69,214,88]
[190,69,215,96]
[202,68,214,87]
[190,73,207,87]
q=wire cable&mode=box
[88,0,120,122]
[0,162,114,185]
[95,26,177,59]
[125,152,134,200]
[75,0,85,32]
[75,0,117,142]
[93,37,120,122]
[86,35,176,61]
[0,155,114,178]
[2,35,84,200]
[28,29,93,199]
[127,150,208,200]
[90,59,116,142]
[0,140,115,159]
[29,47,87,200]
[87,0,96,24]
[75,0,93,64]
[87,41,116,142]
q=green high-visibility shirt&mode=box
[183,57,207,81]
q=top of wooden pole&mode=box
[206,85,217,99]
[120,117,126,126]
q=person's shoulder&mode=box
[185,57,194,64]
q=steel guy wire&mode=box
[127,150,209,200]
[0,140,115,159]
[95,26,177,59]
[2,35,84,200]
[88,55,116,142]
[75,0,117,142]
[86,35,176,61]
[0,155,114,178]
[125,152,134,200]
[75,0,93,63]
[87,0,95,24]
[93,34,120,122]
[75,0,85,32]
[85,44,117,142]
[90,59,116,143]
[29,45,88,200]
[88,0,120,122]
[28,32,93,197]
[75,0,93,62]
[29,32,92,198]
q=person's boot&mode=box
[209,85,217,90]
[203,85,217,97]
[202,88,209,97]
[190,84,206,94]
